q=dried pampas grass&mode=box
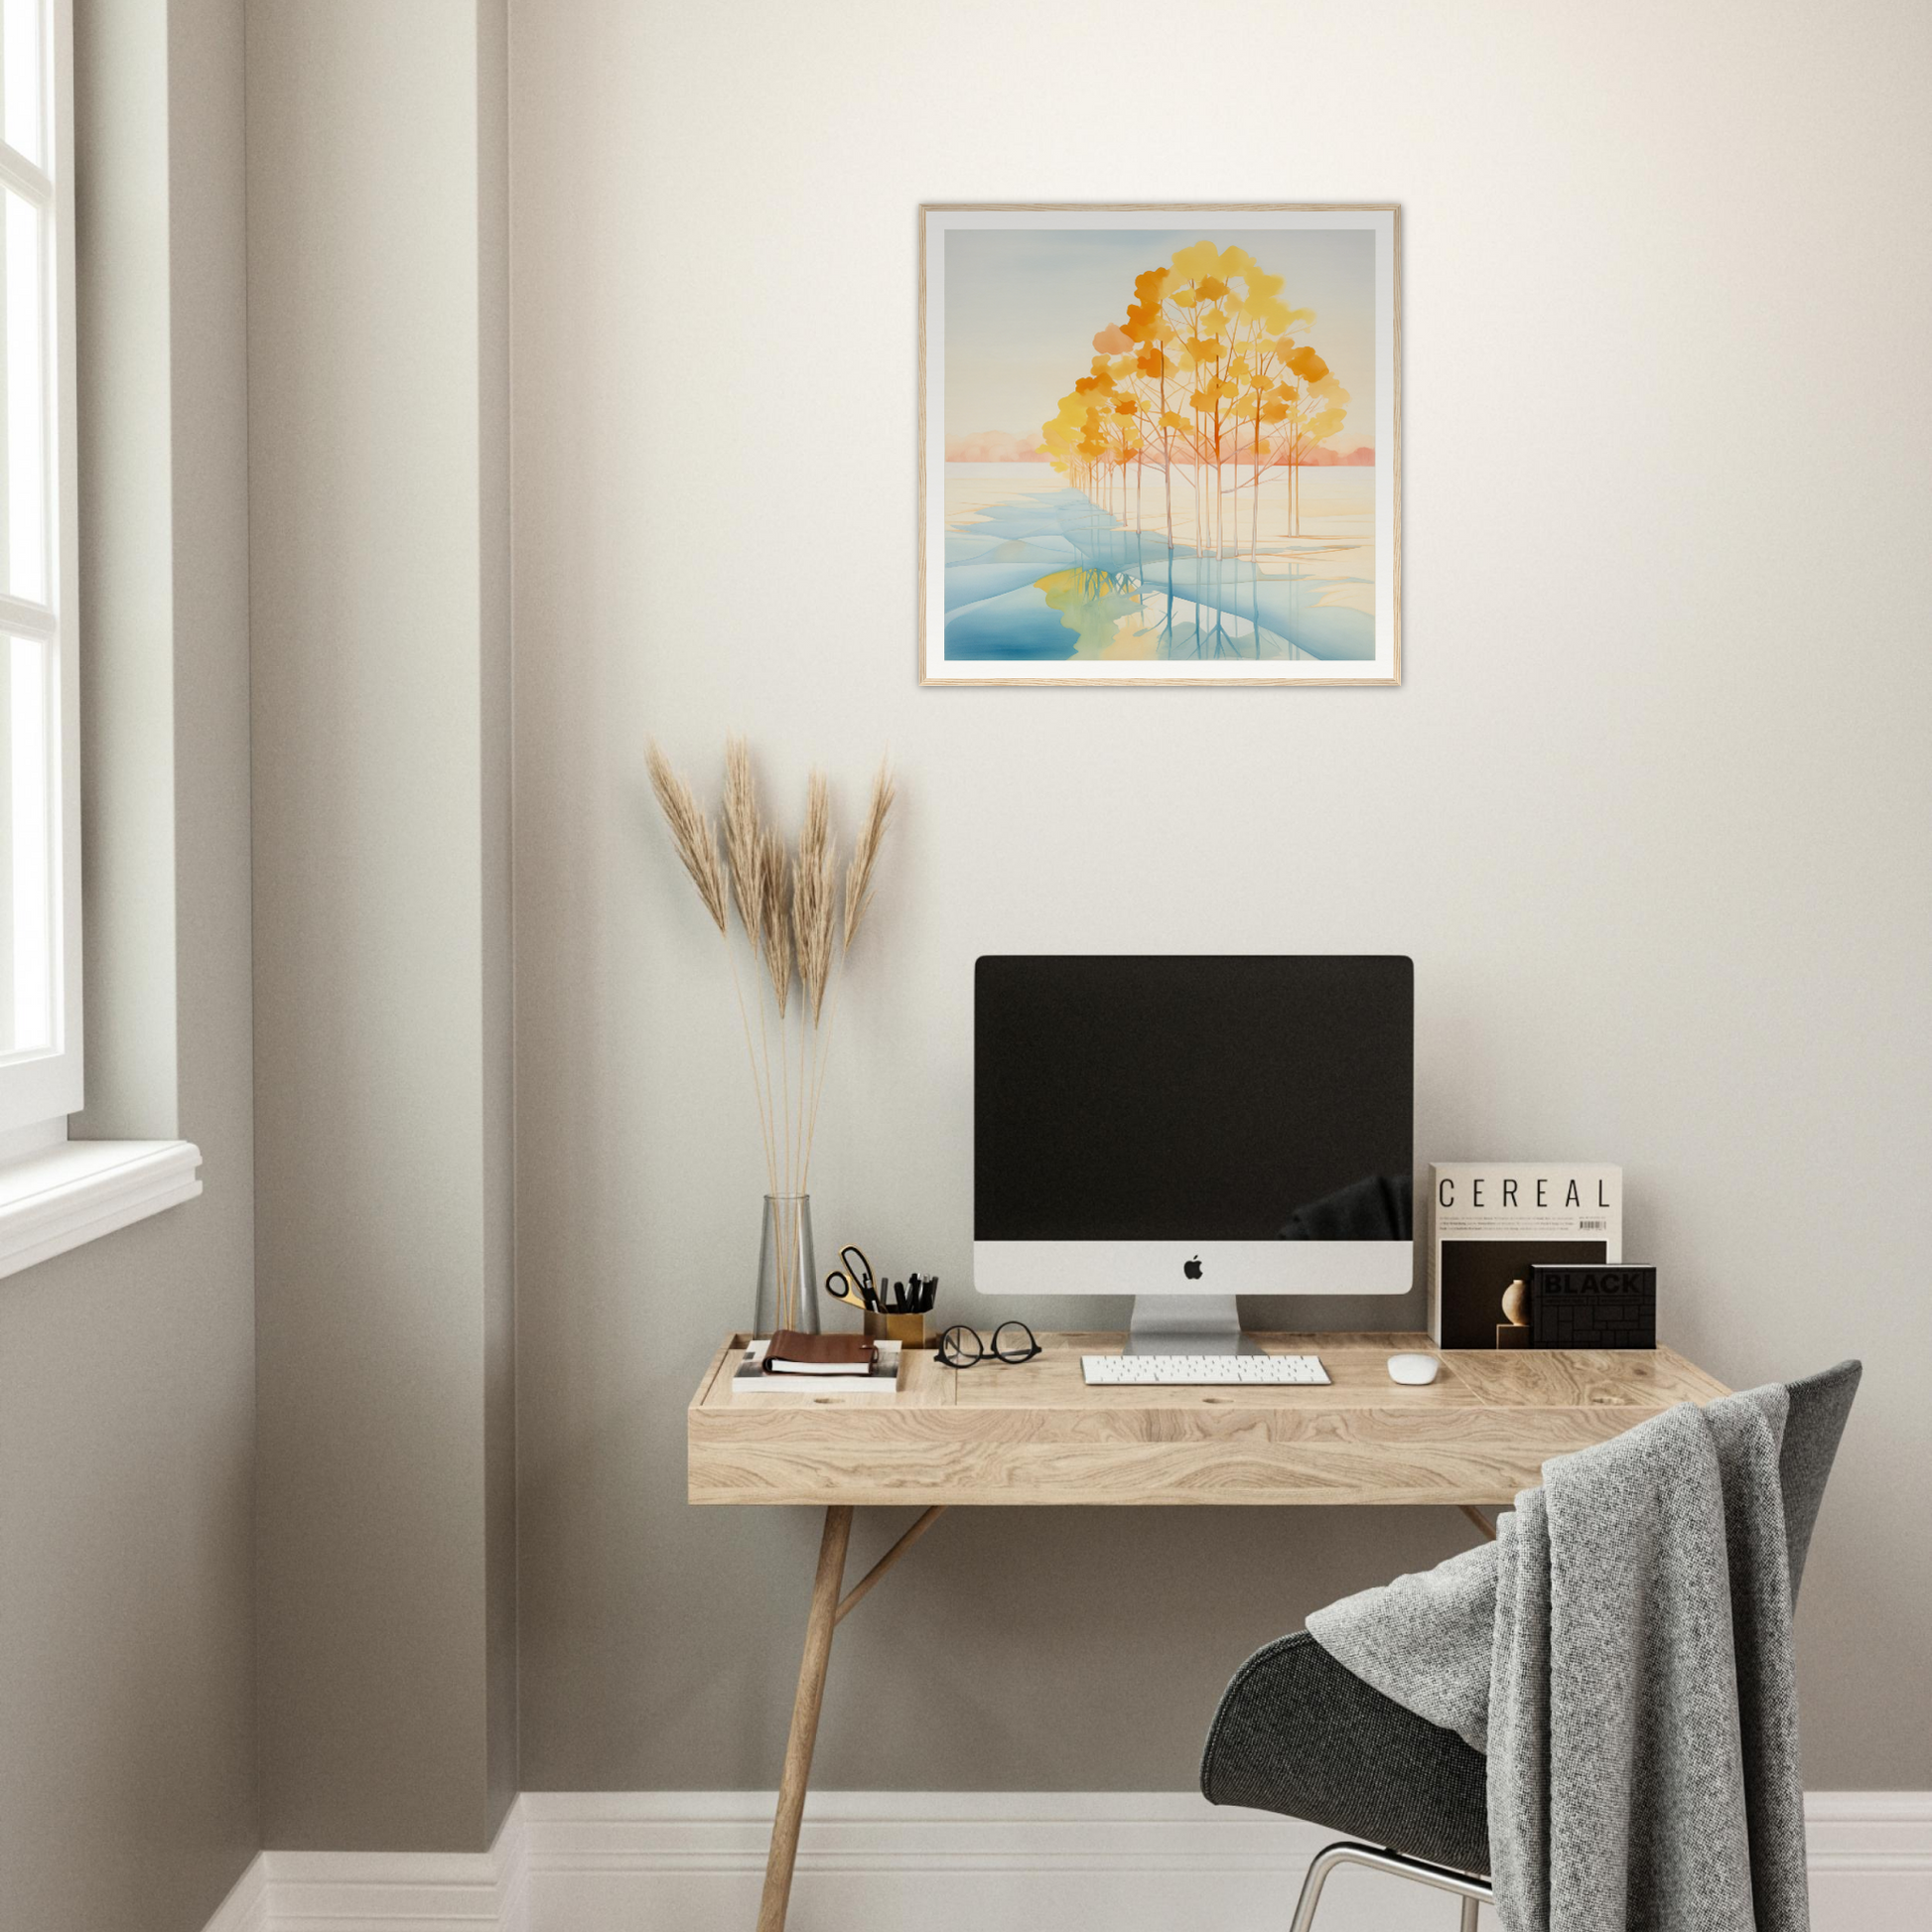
[645,741,727,935]
[844,759,896,949]
[759,826,793,1018]
[646,737,895,1226]
[722,736,763,940]
[793,773,837,1025]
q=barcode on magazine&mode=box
[1580,1218,1608,1230]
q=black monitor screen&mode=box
[974,955,1414,1241]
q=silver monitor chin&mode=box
[972,1240,1414,1353]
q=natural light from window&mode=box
[0,0,65,1086]
[0,0,205,1270]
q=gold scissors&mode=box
[824,1244,878,1312]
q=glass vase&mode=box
[754,1193,818,1338]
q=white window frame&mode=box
[0,0,200,1278]
[0,0,79,1141]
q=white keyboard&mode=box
[1081,1352,1329,1386]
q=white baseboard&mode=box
[202,1809,527,1932]
[201,1789,1932,1932]
[202,1852,268,1932]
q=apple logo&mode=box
[1183,1255,1203,1280]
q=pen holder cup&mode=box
[866,1310,927,1349]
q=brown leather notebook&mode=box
[763,1329,878,1375]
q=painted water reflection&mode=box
[943,463,1377,663]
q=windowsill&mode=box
[0,1139,203,1281]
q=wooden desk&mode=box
[688,1330,1728,1931]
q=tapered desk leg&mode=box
[757,1504,853,1932]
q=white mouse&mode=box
[1387,1352,1442,1386]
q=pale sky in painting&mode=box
[944,226,1377,449]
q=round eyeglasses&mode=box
[936,1320,1041,1368]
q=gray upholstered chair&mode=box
[1200,1361,1862,1930]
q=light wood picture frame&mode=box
[918,205,1400,687]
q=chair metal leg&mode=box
[1288,1841,1493,1932]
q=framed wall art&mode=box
[919,205,1399,687]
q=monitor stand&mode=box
[1124,1294,1258,1356]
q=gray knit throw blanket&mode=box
[1307,1388,1809,1932]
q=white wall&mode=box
[248,0,515,1854]
[510,0,1932,1794]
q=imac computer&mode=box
[973,955,1414,1354]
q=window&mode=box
[0,0,75,1143]
[0,0,200,1272]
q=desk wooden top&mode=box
[687,1332,1729,1508]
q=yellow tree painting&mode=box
[919,207,1399,686]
